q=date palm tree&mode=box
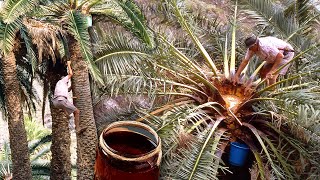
[94,1,320,179]
[0,0,55,178]
[0,18,33,180]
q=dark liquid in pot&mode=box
[94,131,159,180]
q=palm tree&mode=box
[0,19,33,179]
[0,0,52,178]
[21,17,74,179]
[94,1,320,179]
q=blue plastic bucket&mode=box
[229,142,249,166]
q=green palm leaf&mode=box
[90,0,156,48]
[170,123,222,180]
[116,0,156,48]
[94,32,152,77]
[171,1,218,76]
[2,0,40,23]
[0,19,21,54]
[20,24,38,75]
[66,10,104,85]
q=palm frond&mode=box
[116,0,156,49]
[22,18,63,64]
[2,0,39,23]
[0,19,22,54]
[229,2,238,77]
[243,123,284,179]
[28,135,52,154]
[18,66,38,114]
[94,32,152,77]
[20,24,38,75]
[66,10,104,85]
[171,126,223,180]
[90,0,156,49]
[170,0,218,76]
[30,160,51,177]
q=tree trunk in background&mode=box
[50,102,71,180]
[2,51,32,180]
[69,41,97,180]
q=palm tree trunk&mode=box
[50,102,71,180]
[2,51,32,180]
[69,41,97,180]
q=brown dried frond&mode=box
[177,128,195,149]
[249,162,273,180]
[23,18,64,63]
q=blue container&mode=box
[229,142,250,166]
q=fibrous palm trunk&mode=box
[69,41,97,180]
[2,51,32,180]
[50,102,71,180]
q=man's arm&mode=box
[67,61,73,80]
[233,50,253,84]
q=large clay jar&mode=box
[94,121,161,180]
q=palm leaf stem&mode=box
[243,122,283,179]
[256,69,320,95]
[187,118,211,134]
[0,19,21,55]
[230,2,237,77]
[276,106,298,116]
[211,128,229,177]
[154,92,203,103]
[157,64,206,92]
[116,0,153,47]
[223,34,229,78]
[192,102,225,115]
[136,99,195,122]
[245,61,266,86]
[3,0,37,23]
[155,116,180,133]
[159,36,206,78]
[187,70,219,94]
[266,123,310,157]
[188,118,223,180]
[95,51,150,62]
[253,151,266,179]
[228,108,242,125]
[269,82,314,96]
[148,78,208,98]
[262,136,294,179]
[241,98,282,108]
[171,1,218,77]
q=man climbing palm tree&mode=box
[52,61,85,134]
[234,35,294,86]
